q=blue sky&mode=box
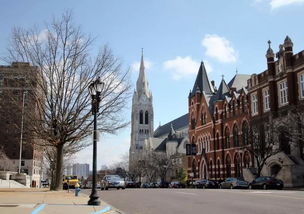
[1,0,304,168]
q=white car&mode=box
[101,175,126,190]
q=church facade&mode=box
[129,53,189,178]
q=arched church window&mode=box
[225,127,230,148]
[145,111,149,124]
[242,121,249,145]
[233,124,239,147]
[139,110,143,124]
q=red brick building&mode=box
[247,37,304,187]
[188,62,252,181]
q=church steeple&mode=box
[190,61,213,96]
[136,49,151,98]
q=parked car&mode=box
[194,179,218,189]
[62,175,81,190]
[249,176,284,190]
[41,180,49,188]
[169,181,185,188]
[141,182,151,188]
[219,177,249,189]
[125,181,136,188]
[157,181,170,188]
[101,175,125,190]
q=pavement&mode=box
[0,188,122,214]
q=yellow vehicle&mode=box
[63,175,81,189]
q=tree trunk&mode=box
[51,144,64,191]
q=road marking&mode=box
[31,203,46,214]
[91,206,111,214]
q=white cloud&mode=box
[201,34,237,63]
[163,56,212,80]
[131,60,152,72]
[270,0,304,8]
[254,0,304,9]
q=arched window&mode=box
[226,154,231,178]
[139,110,143,124]
[225,127,230,148]
[234,153,241,178]
[215,107,218,120]
[223,104,227,119]
[242,121,249,145]
[233,124,239,147]
[217,160,221,180]
[145,111,149,124]
[209,160,213,179]
[216,133,220,150]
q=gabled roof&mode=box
[153,114,188,138]
[190,62,213,96]
[207,79,230,114]
[228,74,250,91]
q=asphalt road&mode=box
[83,188,304,214]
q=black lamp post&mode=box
[88,77,104,206]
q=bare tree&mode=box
[249,123,280,177]
[4,11,131,190]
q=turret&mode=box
[284,36,293,68]
[266,40,275,76]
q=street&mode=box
[83,188,304,214]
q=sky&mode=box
[1,0,304,169]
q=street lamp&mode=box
[88,77,104,206]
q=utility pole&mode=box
[18,91,27,174]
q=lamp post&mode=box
[88,77,104,206]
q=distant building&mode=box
[72,163,90,179]
[0,62,43,187]
[129,52,189,181]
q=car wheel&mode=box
[117,187,120,190]
[63,184,68,190]
[122,187,125,190]
[263,184,267,190]
[105,187,108,190]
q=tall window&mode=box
[145,111,149,124]
[299,73,304,99]
[209,160,213,179]
[263,88,270,112]
[225,127,230,148]
[139,110,143,124]
[278,80,288,106]
[242,121,249,145]
[251,93,258,116]
[216,133,220,150]
[233,125,239,147]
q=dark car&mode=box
[249,176,284,190]
[125,181,136,188]
[194,179,218,189]
[169,181,185,188]
[141,182,151,188]
[219,177,249,189]
[157,181,170,188]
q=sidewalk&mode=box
[0,188,122,214]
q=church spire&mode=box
[136,49,151,98]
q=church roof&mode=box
[153,113,188,138]
[228,74,250,90]
[190,62,213,96]
[136,50,151,98]
[154,136,184,152]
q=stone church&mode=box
[129,53,189,174]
